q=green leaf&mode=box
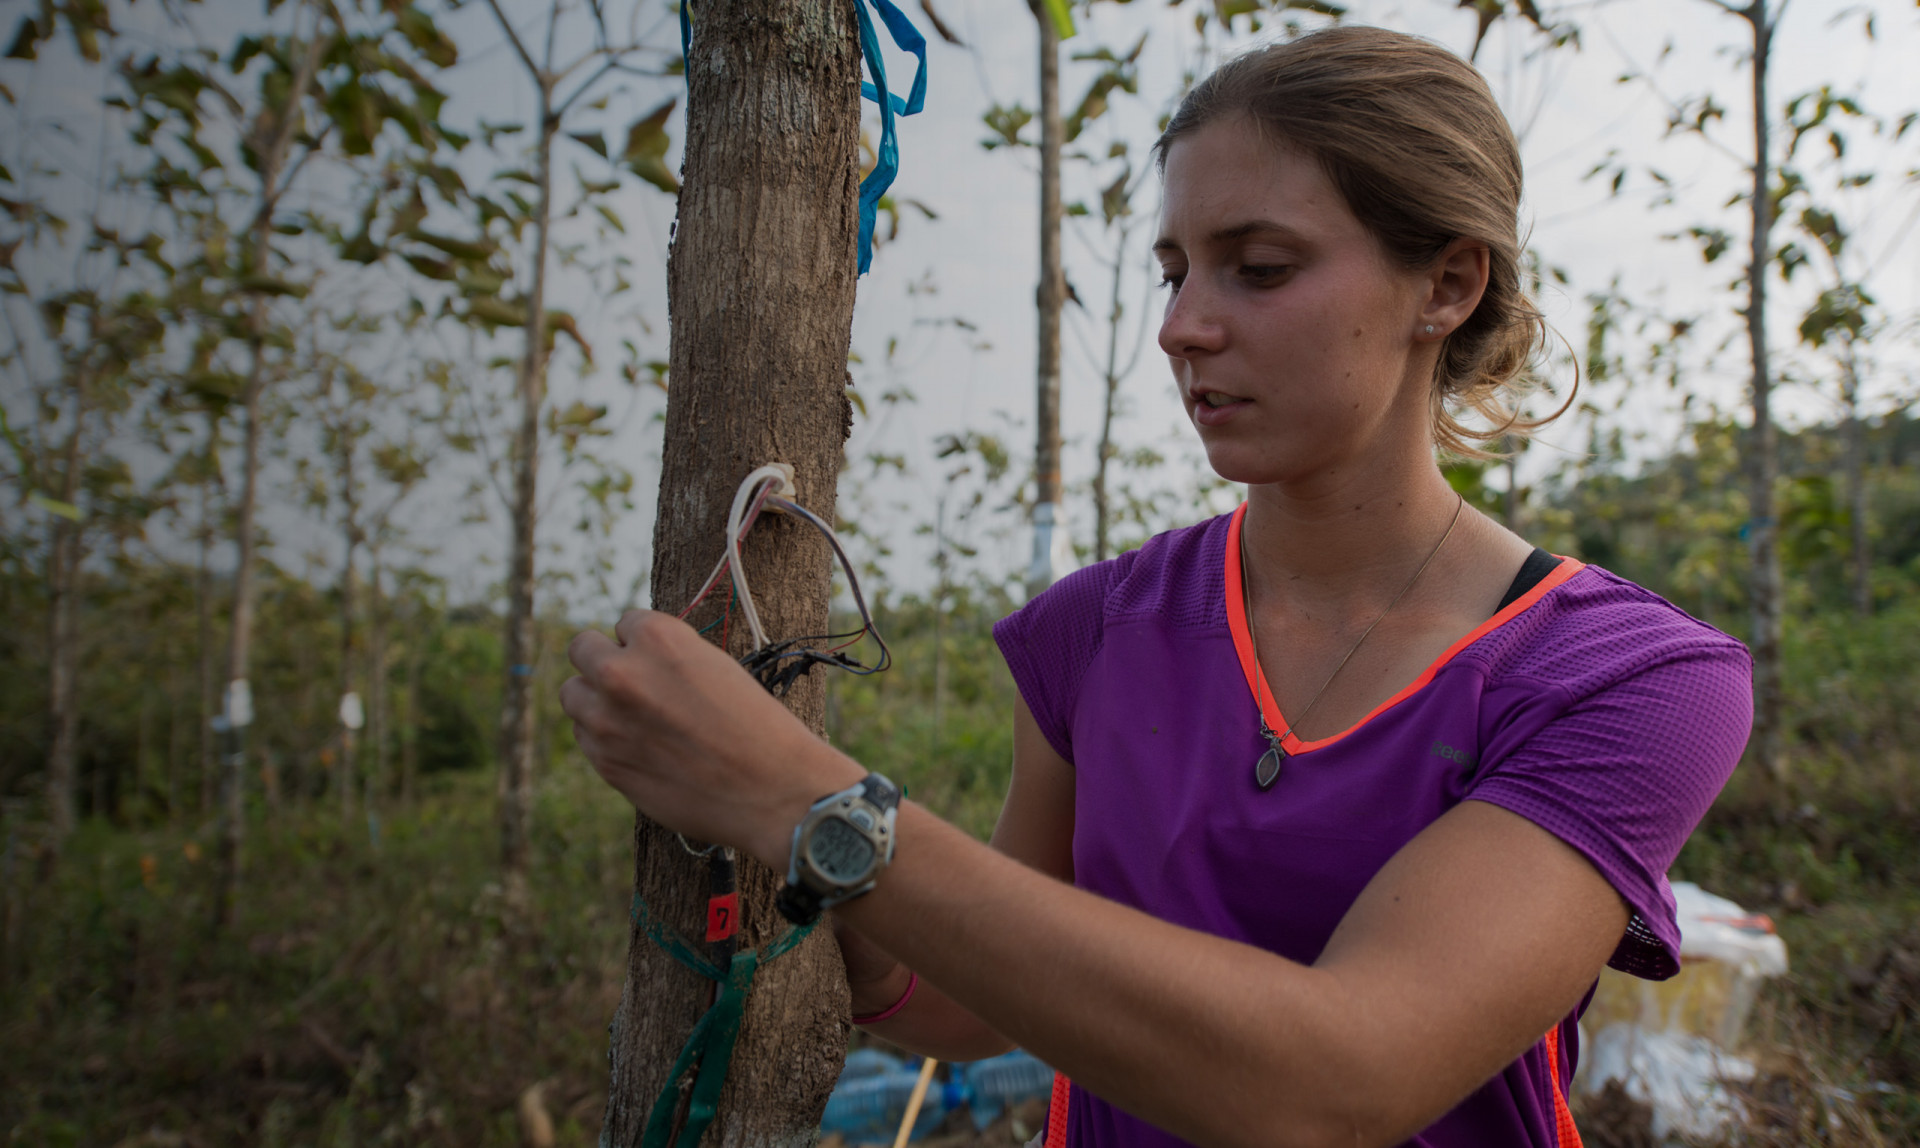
[403,253,458,281]
[238,275,310,299]
[30,492,83,520]
[395,6,458,68]
[410,230,497,263]
[1685,226,1732,264]
[546,310,593,364]
[1040,0,1075,39]
[593,204,625,234]
[621,98,679,194]
[464,296,526,328]
[6,17,43,61]
[547,400,609,439]
[569,131,609,160]
[982,102,1033,150]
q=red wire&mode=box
[675,477,790,652]
[678,562,727,619]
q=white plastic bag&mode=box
[1575,882,1790,1141]
[1581,1023,1756,1141]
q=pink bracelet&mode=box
[850,971,918,1025]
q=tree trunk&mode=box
[197,469,216,816]
[600,1,860,1141]
[1841,344,1870,616]
[44,399,86,851]
[215,8,325,927]
[1741,3,1786,791]
[1093,229,1127,564]
[368,555,390,806]
[1503,447,1520,534]
[337,436,361,820]
[402,629,419,807]
[216,301,268,927]
[497,99,555,885]
[337,539,358,819]
[1028,0,1065,594]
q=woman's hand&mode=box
[560,609,865,868]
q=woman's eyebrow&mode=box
[1153,219,1309,254]
[1210,219,1308,244]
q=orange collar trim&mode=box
[1223,503,1585,756]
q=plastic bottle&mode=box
[961,1050,1055,1130]
[820,1062,951,1144]
[839,1048,905,1082]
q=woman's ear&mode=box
[1416,239,1489,341]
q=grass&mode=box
[1,764,637,1146]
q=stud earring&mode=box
[1425,324,1436,335]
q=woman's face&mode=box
[1155,118,1437,490]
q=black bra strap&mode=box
[1496,547,1559,613]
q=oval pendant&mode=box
[1255,744,1285,791]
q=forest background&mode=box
[1,0,1918,1144]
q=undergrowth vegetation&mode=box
[2,585,1919,1144]
[1,766,635,1146]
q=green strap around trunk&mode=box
[631,894,815,1148]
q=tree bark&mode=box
[1028,0,1065,593]
[337,544,358,819]
[402,626,420,807]
[216,295,267,926]
[44,392,86,851]
[1093,227,1128,564]
[497,94,554,886]
[1841,344,1870,616]
[368,554,390,805]
[337,439,361,819]
[215,15,327,927]
[1740,2,1786,791]
[600,1,860,1142]
[196,472,216,816]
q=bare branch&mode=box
[484,0,544,85]
[554,58,624,119]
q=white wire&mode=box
[725,464,793,651]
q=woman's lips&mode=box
[1191,392,1251,427]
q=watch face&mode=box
[807,816,877,884]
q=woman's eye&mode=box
[1157,271,1185,291]
[1240,264,1290,283]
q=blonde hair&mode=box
[1156,26,1568,457]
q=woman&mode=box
[561,26,1752,1148]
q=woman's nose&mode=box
[1158,277,1226,359]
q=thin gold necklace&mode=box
[1241,493,1465,791]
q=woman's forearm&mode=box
[824,799,1618,1148]
[831,804,1375,1148]
[848,957,1021,1061]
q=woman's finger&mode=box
[568,627,622,678]
[558,675,608,729]
[613,607,667,648]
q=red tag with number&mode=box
[705,892,739,942]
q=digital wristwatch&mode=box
[775,772,901,926]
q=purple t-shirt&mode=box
[992,508,1752,1148]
